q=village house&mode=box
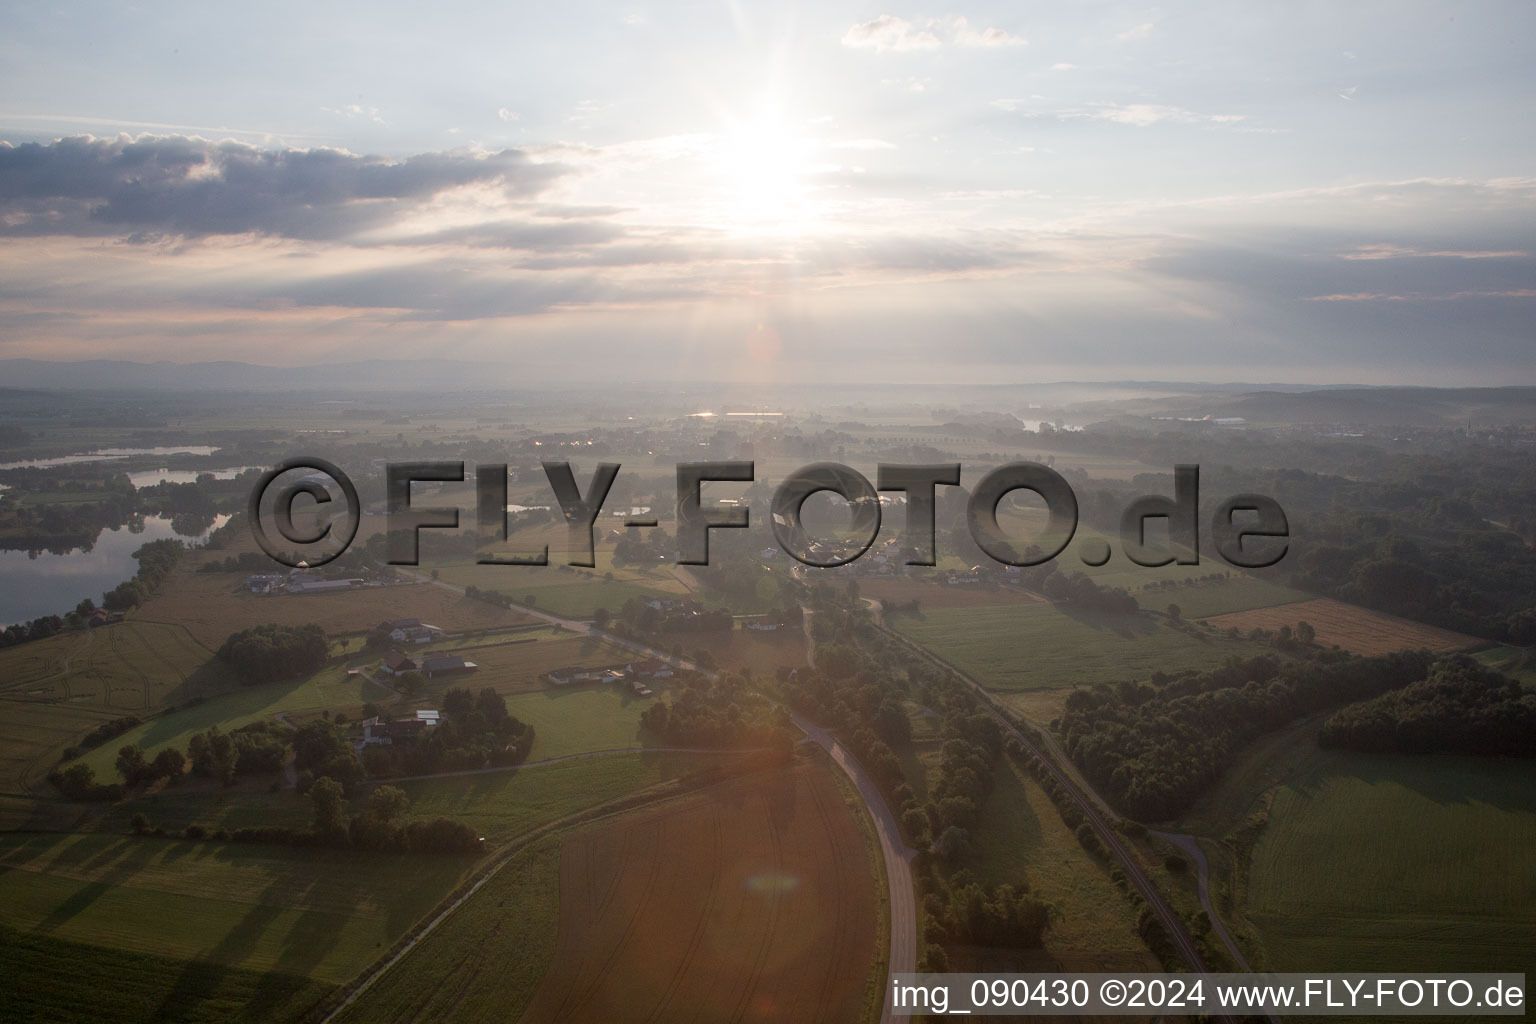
[242,573,284,594]
[627,658,674,679]
[356,709,440,748]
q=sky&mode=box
[0,1,1532,385]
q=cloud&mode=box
[951,17,1026,47]
[829,138,898,151]
[842,15,942,52]
[1337,243,1529,261]
[1050,62,1077,71]
[1305,289,1536,302]
[1116,22,1155,40]
[497,107,520,122]
[843,14,1025,51]
[992,100,1246,127]
[321,104,386,126]
[0,135,569,240]
[1085,103,1245,127]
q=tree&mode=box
[310,776,347,835]
[130,812,152,835]
[593,607,610,629]
[366,785,410,823]
[1166,603,1182,623]
[116,744,148,785]
[151,747,187,781]
[1296,620,1316,645]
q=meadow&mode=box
[893,602,1269,692]
[0,832,470,986]
[1243,747,1536,971]
[0,924,327,1024]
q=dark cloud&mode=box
[0,135,569,239]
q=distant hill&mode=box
[1209,387,1536,427]
[0,358,520,392]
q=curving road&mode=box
[792,712,917,1024]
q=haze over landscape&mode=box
[2,1,1533,383]
[1,6,1534,1024]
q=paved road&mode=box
[792,712,917,1024]
[799,606,919,1024]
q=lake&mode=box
[0,445,222,471]
[0,514,229,627]
[126,466,258,487]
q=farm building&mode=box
[546,665,624,687]
[288,576,362,594]
[627,659,674,678]
[382,618,445,644]
[628,679,654,697]
[384,649,419,676]
[422,654,477,678]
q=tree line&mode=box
[1319,655,1536,756]
[1061,649,1433,820]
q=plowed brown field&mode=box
[1201,597,1478,656]
[517,763,880,1024]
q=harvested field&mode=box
[1200,598,1478,656]
[517,762,880,1024]
[135,570,535,648]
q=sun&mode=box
[714,112,816,229]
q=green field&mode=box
[333,835,561,1024]
[1206,737,1536,971]
[894,602,1270,691]
[1474,645,1536,687]
[502,685,670,760]
[436,547,689,620]
[0,924,328,1024]
[0,833,469,986]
